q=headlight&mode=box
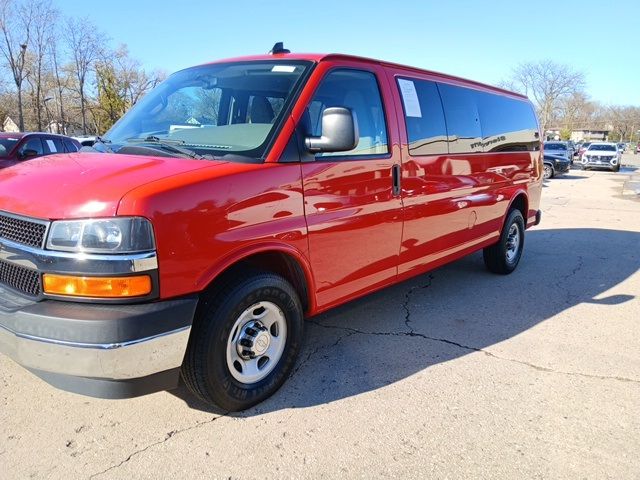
[46,217,155,254]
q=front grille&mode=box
[0,213,48,248]
[0,259,41,296]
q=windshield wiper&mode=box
[125,136,211,160]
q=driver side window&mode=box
[307,69,389,158]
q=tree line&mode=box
[0,0,164,135]
[501,60,640,142]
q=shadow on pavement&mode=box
[171,228,640,414]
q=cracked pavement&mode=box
[2,155,640,479]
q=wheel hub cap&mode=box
[237,320,271,358]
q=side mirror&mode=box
[19,149,39,159]
[305,107,359,153]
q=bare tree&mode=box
[26,0,56,130]
[64,16,104,134]
[49,36,67,133]
[0,0,36,131]
[501,60,586,132]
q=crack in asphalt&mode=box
[298,272,640,386]
[88,413,229,479]
[306,319,640,385]
[403,274,434,334]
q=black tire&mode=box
[182,270,304,411]
[543,163,554,180]
[483,209,525,275]
[613,164,620,172]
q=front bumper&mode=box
[554,162,570,174]
[0,286,198,398]
[582,158,618,169]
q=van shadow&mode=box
[171,228,639,415]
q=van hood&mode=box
[0,152,224,219]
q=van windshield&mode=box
[104,61,311,160]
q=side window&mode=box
[474,91,540,152]
[64,140,79,152]
[437,83,482,154]
[307,69,388,158]
[19,137,44,157]
[43,138,64,154]
[397,78,448,156]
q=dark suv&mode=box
[0,132,81,169]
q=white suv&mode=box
[581,142,621,172]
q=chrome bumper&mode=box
[0,291,198,398]
[0,322,191,379]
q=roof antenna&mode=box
[269,42,290,55]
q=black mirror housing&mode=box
[20,149,39,159]
[305,107,359,153]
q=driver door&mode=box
[300,64,403,310]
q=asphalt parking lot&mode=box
[2,154,639,479]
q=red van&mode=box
[0,47,542,410]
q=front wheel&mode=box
[182,271,304,411]
[483,209,525,275]
[543,163,554,179]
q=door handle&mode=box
[392,164,401,196]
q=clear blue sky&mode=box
[56,0,639,105]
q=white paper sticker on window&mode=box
[398,79,422,118]
[46,139,57,152]
[272,65,296,73]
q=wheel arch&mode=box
[196,243,316,314]
[504,190,529,227]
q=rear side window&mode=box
[474,92,540,152]
[306,69,388,158]
[437,83,482,154]
[397,78,448,156]
[43,138,64,154]
[64,140,79,152]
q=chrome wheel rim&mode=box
[226,301,287,384]
[543,165,552,179]
[505,223,521,263]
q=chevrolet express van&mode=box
[0,46,542,411]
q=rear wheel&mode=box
[182,271,304,411]
[483,209,525,275]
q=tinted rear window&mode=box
[397,78,448,156]
[475,92,539,152]
[437,83,482,154]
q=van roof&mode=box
[204,52,528,100]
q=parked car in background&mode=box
[566,140,577,157]
[543,153,571,179]
[544,141,573,164]
[72,135,97,147]
[578,142,592,158]
[0,132,81,169]
[581,142,621,171]
[616,143,626,153]
[635,143,640,154]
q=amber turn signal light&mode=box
[43,274,152,298]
